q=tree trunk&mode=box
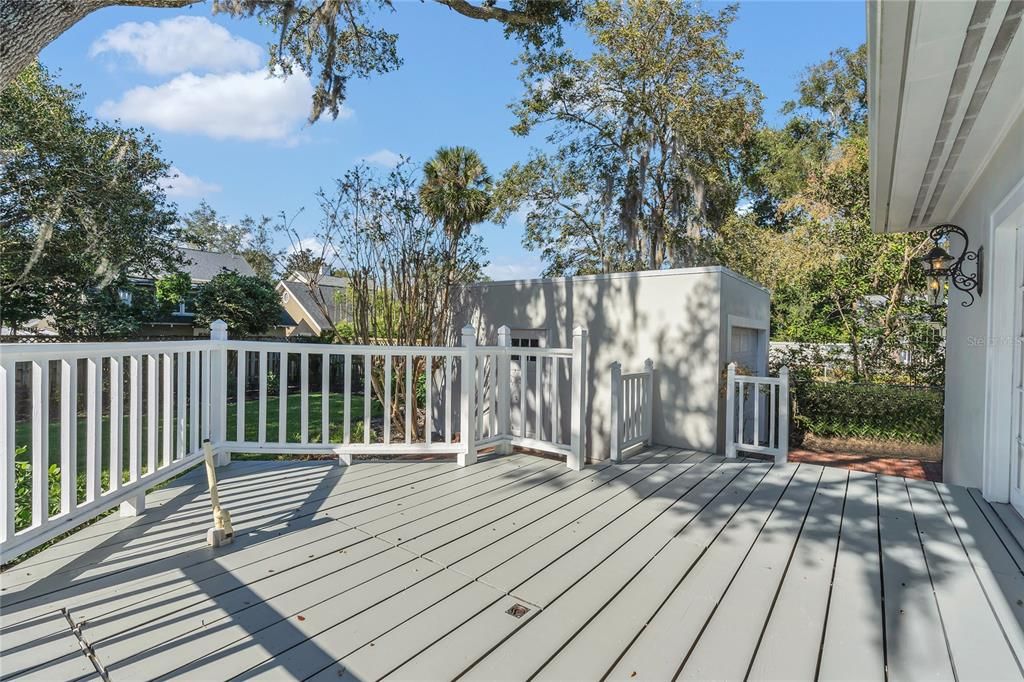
[1,0,202,91]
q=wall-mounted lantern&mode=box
[918,224,983,308]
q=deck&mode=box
[2,447,1024,681]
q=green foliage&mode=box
[13,445,113,532]
[0,63,181,337]
[793,382,944,445]
[155,272,192,305]
[180,200,247,254]
[714,43,943,383]
[194,272,282,336]
[499,0,762,274]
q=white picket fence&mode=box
[610,359,654,462]
[0,322,588,561]
[724,362,789,463]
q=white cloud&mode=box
[484,258,544,282]
[159,166,222,197]
[90,16,262,75]
[97,69,332,141]
[359,149,403,168]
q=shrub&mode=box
[792,382,944,444]
[194,271,282,336]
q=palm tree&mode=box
[419,146,493,267]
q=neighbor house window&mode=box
[118,289,133,306]
[172,301,194,317]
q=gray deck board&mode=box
[3,452,1023,682]
[876,474,955,681]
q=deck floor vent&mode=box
[506,604,530,618]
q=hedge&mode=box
[792,382,944,445]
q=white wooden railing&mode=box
[609,359,654,462]
[724,362,789,463]
[0,322,588,560]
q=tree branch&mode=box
[432,0,544,26]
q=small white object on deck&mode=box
[203,440,234,548]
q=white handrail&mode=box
[725,362,789,463]
[610,359,654,462]
[0,320,590,560]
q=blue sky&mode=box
[39,0,866,280]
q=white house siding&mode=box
[455,267,770,462]
[942,112,1024,493]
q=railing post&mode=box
[725,362,737,458]
[459,325,477,466]
[610,361,622,463]
[496,325,512,454]
[643,358,654,446]
[569,326,588,471]
[209,320,229,466]
[778,366,790,464]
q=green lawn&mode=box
[14,392,383,470]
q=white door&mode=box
[1011,227,1024,514]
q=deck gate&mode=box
[724,362,789,463]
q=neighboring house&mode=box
[868,2,1023,507]
[454,266,771,462]
[133,248,294,337]
[277,273,351,338]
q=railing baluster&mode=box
[476,351,485,438]
[258,351,267,445]
[60,359,77,514]
[363,354,371,445]
[519,356,526,437]
[236,350,245,443]
[31,359,48,527]
[189,350,199,454]
[534,353,542,439]
[202,348,211,443]
[162,353,173,465]
[343,353,352,445]
[147,355,158,473]
[177,352,187,458]
[110,356,122,493]
[769,381,776,450]
[444,355,452,444]
[1,361,16,542]
[552,357,560,445]
[87,357,103,499]
[425,354,433,445]
[321,352,329,445]
[129,355,142,483]
[300,352,309,444]
[405,354,413,444]
[278,352,288,444]
[384,353,392,445]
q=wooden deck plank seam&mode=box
[595,462,778,679]
[495,461,755,678]
[0,456,533,606]
[123,451,677,679]
[669,464,814,680]
[967,488,1024,574]
[811,470,852,681]
[935,483,1024,674]
[207,449,683,680]
[902,477,961,679]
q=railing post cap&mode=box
[461,325,475,335]
[210,319,228,340]
[644,358,654,369]
[497,324,511,334]
[610,360,621,369]
[780,366,789,377]
[572,325,588,337]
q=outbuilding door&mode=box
[1011,227,1024,515]
[730,324,767,446]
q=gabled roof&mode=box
[178,248,255,283]
[277,280,349,334]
